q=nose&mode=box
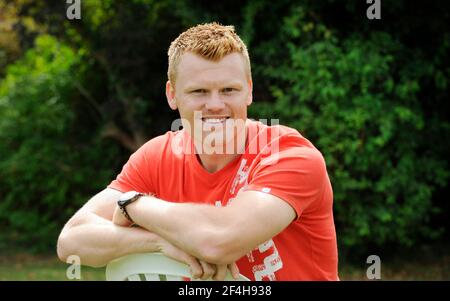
[204,92,226,112]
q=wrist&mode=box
[117,191,146,224]
[126,195,153,226]
[125,196,142,224]
[127,195,172,233]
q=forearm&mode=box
[128,196,239,264]
[57,212,161,267]
[125,191,295,265]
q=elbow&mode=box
[200,249,240,265]
[200,245,244,265]
[198,230,246,265]
[57,217,83,263]
[198,247,224,265]
[56,232,71,263]
[57,233,106,268]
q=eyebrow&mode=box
[183,81,244,92]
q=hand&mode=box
[156,236,204,279]
[112,205,133,227]
[213,262,240,281]
[113,206,241,280]
[156,237,240,280]
[189,259,240,281]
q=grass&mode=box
[339,256,450,280]
[0,249,449,280]
[0,253,105,281]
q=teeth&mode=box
[203,118,227,123]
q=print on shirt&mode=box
[252,239,283,281]
[226,158,284,281]
[230,159,249,195]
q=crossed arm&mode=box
[113,189,296,265]
[57,187,296,278]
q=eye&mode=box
[191,89,207,94]
[222,88,236,93]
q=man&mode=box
[57,23,339,281]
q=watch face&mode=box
[119,191,139,202]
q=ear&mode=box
[246,79,253,106]
[166,80,178,110]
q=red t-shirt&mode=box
[108,120,339,280]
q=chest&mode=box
[156,157,253,207]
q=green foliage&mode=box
[248,6,449,251]
[0,35,120,252]
[0,0,448,255]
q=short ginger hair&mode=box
[167,22,252,85]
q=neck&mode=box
[197,152,240,173]
[194,124,248,173]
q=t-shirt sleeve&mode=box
[245,146,329,220]
[107,140,158,194]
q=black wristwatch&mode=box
[117,191,145,223]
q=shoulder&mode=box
[247,119,310,141]
[248,119,320,156]
[248,120,327,177]
[246,123,331,216]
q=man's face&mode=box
[166,52,253,154]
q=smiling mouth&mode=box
[201,117,230,124]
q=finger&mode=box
[199,261,215,280]
[213,264,228,281]
[160,244,203,280]
[182,255,203,279]
[228,262,240,280]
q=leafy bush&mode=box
[0,35,120,252]
[1,1,448,255]
[248,6,449,252]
